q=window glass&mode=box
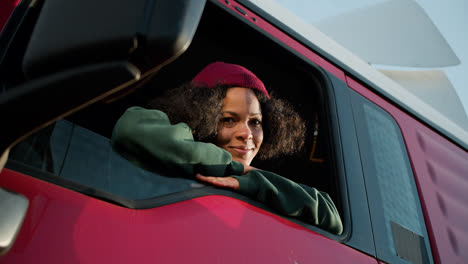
[362,102,423,234]
[351,93,433,264]
[9,119,203,200]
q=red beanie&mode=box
[191,61,270,99]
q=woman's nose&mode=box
[236,123,253,141]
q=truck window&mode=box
[351,93,433,264]
[5,0,346,237]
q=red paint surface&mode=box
[217,0,346,82]
[0,169,377,264]
[0,0,19,32]
[346,76,468,264]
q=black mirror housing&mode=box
[22,0,206,79]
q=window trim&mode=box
[325,71,375,255]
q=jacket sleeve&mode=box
[233,170,343,235]
[111,106,244,177]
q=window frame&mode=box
[322,71,375,254]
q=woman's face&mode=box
[216,87,263,167]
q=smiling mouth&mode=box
[229,146,254,155]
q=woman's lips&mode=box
[229,146,253,155]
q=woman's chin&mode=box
[232,157,251,167]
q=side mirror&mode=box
[0,0,206,153]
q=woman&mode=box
[111,62,343,235]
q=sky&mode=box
[273,0,468,116]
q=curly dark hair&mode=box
[148,83,306,159]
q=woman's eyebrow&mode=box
[220,111,239,116]
[221,111,262,117]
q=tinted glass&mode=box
[9,118,202,200]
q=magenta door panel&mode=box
[347,76,468,264]
[0,169,377,264]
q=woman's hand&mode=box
[195,174,239,191]
[195,165,257,190]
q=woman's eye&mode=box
[221,117,236,127]
[221,117,234,123]
[250,119,262,126]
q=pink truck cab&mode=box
[1,0,467,263]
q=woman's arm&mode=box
[197,170,343,235]
[111,106,244,177]
[235,170,342,235]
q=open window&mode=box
[4,0,346,237]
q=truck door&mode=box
[1,0,381,263]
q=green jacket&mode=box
[111,106,343,235]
